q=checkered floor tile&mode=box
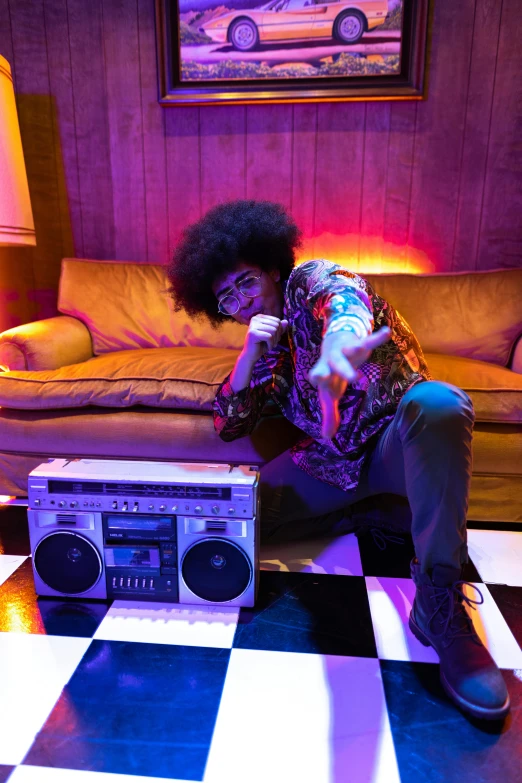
[0,504,521,783]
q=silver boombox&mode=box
[27,459,260,607]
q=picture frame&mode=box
[156,0,430,106]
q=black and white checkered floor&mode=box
[0,504,520,783]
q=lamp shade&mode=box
[0,54,35,246]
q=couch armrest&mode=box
[511,335,522,375]
[0,316,94,371]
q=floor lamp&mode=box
[0,53,35,247]
[0,53,36,377]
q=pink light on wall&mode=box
[297,233,435,275]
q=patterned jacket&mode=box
[213,259,432,492]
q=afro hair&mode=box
[166,199,302,327]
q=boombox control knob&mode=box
[159,504,166,511]
[34,499,41,506]
[58,500,66,508]
[70,501,78,508]
[194,505,203,513]
[212,505,220,514]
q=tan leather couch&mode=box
[0,259,521,525]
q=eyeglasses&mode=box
[217,272,263,315]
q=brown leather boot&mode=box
[409,558,510,721]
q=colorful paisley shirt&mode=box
[213,259,432,492]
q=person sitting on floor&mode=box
[166,198,510,722]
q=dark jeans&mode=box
[259,381,475,573]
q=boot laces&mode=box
[370,528,405,551]
[428,581,484,641]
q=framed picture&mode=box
[156,0,430,106]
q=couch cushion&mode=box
[0,348,239,411]
[425,353,522,423]
[58,258,247,354]
[0,347,520,425]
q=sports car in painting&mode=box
[199,0,389,51]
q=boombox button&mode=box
[228,507,235,514]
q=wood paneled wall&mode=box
[0,0,520,331]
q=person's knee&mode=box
[399,380,475,431]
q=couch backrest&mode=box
[363,268,522,366]
[58,258,247,354]
[58,258,522,365]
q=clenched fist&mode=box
[243,315,288,363]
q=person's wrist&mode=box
[240,346,259,366]
[322,330,360,351]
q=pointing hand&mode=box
[309,326,392,439]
